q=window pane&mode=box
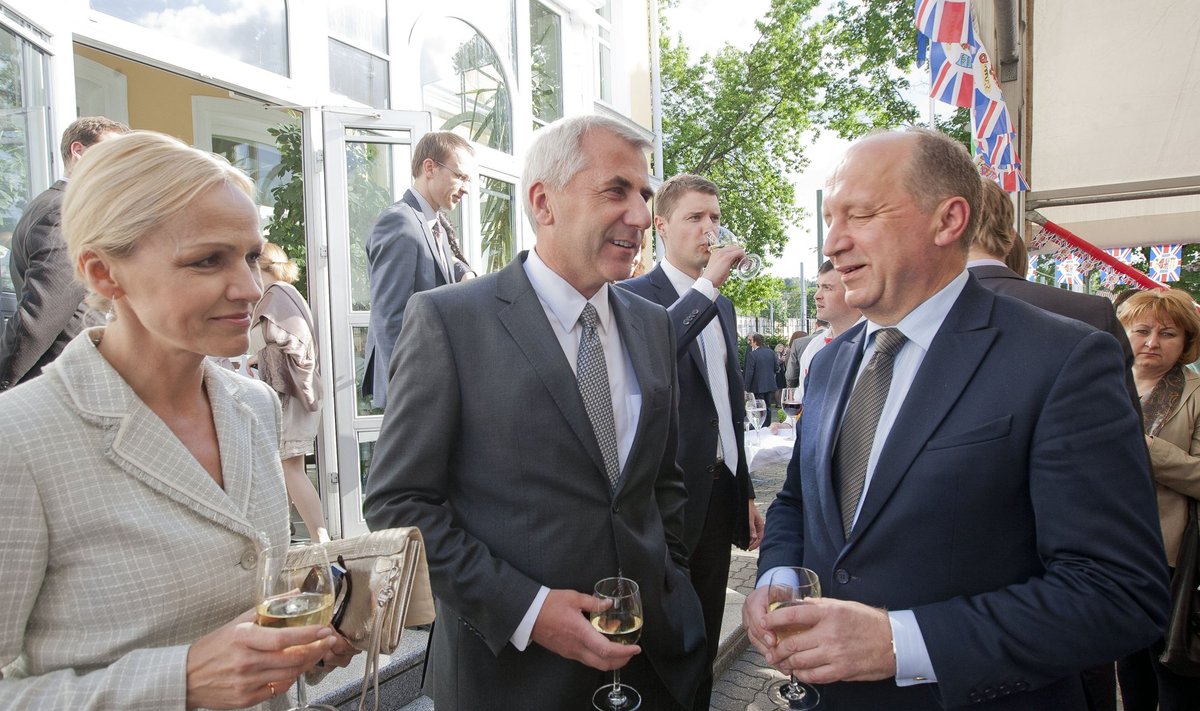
[328,0,387,54]
[598,43,612,103]
[211,135,283,208]
[329,39,390,109]
[421,19,512,153]
[0,24,52,301]
[90,0,288,76]
[478,177,514,274]
[352,326,383,417]
[345,141,402,313]
[530,1,562,125]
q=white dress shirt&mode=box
[410,189,452,280]
[658,258,739,474]
[760,270,969,686]
[509,247,643,650]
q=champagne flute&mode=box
[748,398,768,446]
[765,567,822,710]
[590,577,643,711]
[706,226,762,279]
[257,543,337,711]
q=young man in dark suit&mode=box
[745,128,1168,710]
[743,332,778,406]
[0,116,128,390]
[619,173,764,709]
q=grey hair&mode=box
[522,114,653,226]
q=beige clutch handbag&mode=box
[291,527,435,711]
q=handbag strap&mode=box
[356,558,403,711]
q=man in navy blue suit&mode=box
[743,128,1169,710]
[743,333,778,406]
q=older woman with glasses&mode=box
[0,131,352,709]
[1116,288,1200,710]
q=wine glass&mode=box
[748,398,768,446]
[706,226,762,279]
[781,387,802,437]
[590,577,643,711]
[257,543,337,711]
[765,567,822,710]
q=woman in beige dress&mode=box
[251,243,328,543]
[0,131,352,709]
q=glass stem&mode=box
[611,668,621,696]
[296,675,308,705]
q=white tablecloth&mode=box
[745,426,797,473]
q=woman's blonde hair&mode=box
[1118,288,1200,365]
[258,242,299,285]
[62,130,257,312]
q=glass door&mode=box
[322,109,429,537]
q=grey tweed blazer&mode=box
[0,328,291,710]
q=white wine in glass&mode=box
[257,543,337,711]
[748,399,768,445]
[590,577,643,711]
[706,226,762,279]
[765,567,822,710]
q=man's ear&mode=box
[653,214,667,236]
[528,181,554,226]
[932,196,970,248]
[78,248,122,301]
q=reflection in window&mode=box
[352,326,384,417]
[90,0,288,76]
[421,19,512,153]
[530,1,563,128]
[328,0,387,55]
[0,22,51,285]
[345,142,398,313]
[596,0,613,104]
[212,135,283,208]
[479,177,515,274]
[329,39,389,109]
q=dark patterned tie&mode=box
[833,327,908,537]
[430,220,454,284]
[576,303,621,492]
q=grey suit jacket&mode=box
[0,329,291,710]
[362,188,454,408]
[363,253,706,709]
[0,181,99,390]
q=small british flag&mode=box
[1027,255,1038,282]
[930,40,976,108]
[1149,244,1182,282]
[915,0,972,46]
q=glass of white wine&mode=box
[256,543,337,711]
[706,226,762,279]
[765,567,822,710]
[590,576,643,711]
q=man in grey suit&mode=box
[744,332,778,405]
[619,173,764,710]
[363,115,706,709]
[362,131,476,409]
[0,116,128,390]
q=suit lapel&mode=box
[495,257,612,486]
[847,282,999,546]
[402,190,452,285]
[610,286,651,494]
[817,327,866,547]
[647,266,709,388]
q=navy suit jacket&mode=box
[759,276,1169,710]
[743,344,777,394]
[620,265,755,551]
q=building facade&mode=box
[0,0,661,536]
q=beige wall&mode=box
[74,44,227,141]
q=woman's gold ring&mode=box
[268,681,277,695]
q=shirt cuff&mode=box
[691,279,717,301]
[889,610,937,686]
[510,586,551,651]
[755,565,785,587]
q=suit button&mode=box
[834,569,850,584]
[998,684,1010,695]
[239,548,257,570]
[968,690,981,703]
[709,418,719,426]
[984,687,997,700]
[612,504,620,514]
[706,464,716,473]
[1014,681,1028,691]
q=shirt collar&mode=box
[524,247,613,335]
[863,270,969,352]
[410,188,439,224]
[966,257,1008,269]
[659,257,697,297]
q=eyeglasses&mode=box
[434,159,471,184]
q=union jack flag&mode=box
[1027,255,1038,282]
[1149,244,1182,282]
[973,90,1012,139]
[996,165,1029,192]
[1106,248,1134,265]
[1055,256,1084,287]
[916,0,972,46]
[929,40,976,108]
[976,132,1014,167]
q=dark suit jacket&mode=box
[760,276,1169,710]
[620,265,756,552]
[0,181,97,390]
[362,189,454,408]
[743,344,777,394]
[970,263,1139,412]
[363,253,706,709]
